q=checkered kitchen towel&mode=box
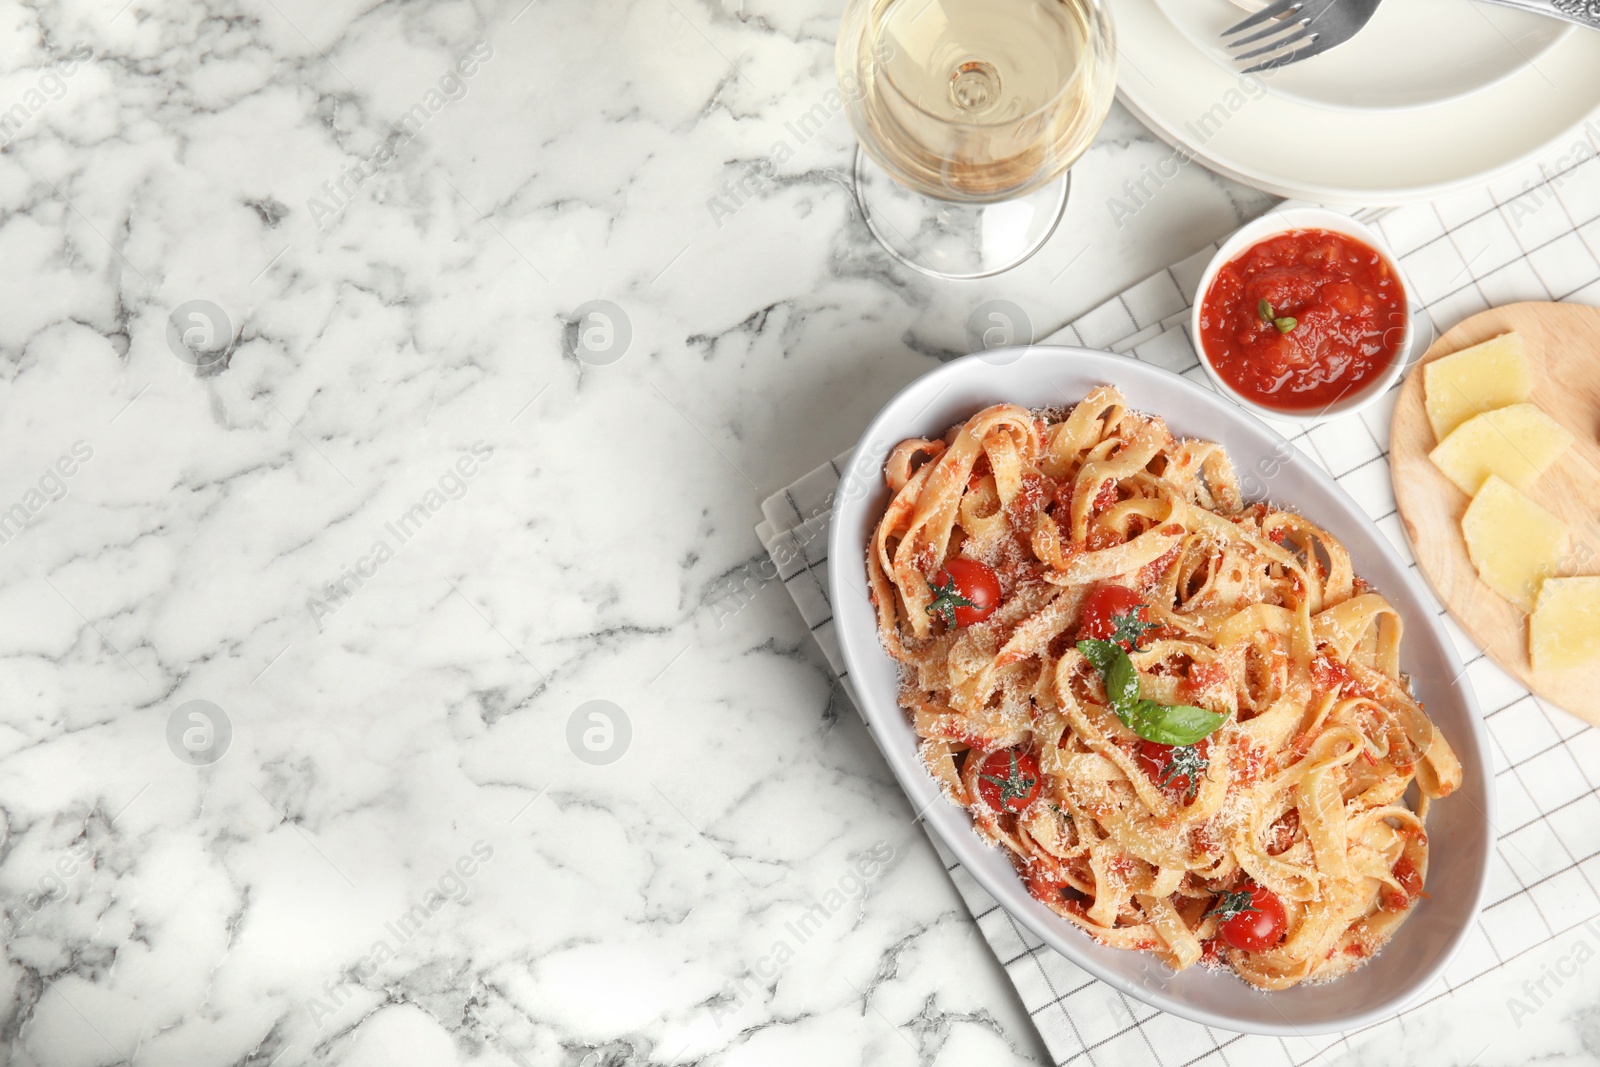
[755,150,1600,1066]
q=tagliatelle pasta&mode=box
[866,386,1462,989]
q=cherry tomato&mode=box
[1215,883,1287,952]
[1134,738,1210,801]
[928,558,1002,628]
[1079,584,1154,649]
[975,748,1042,813]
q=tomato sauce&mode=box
[1265,809,1299,856]
[1396,855,1424,898]
[1199,229,1406,411]
[1183,661,1229,702]
[1311,655,1352,692]
[1007,474,1047,527]
[1137,544,1182,591]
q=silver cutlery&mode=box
[1475,0,1600,30]
[1220,0,1383,72]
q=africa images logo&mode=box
[306,840,495,1026]
[711,842,895,1026]
[306,41,495,230]
[166,700,232,766]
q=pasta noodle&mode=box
[866,386,1463,989]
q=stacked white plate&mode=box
[1114,0,1600,202]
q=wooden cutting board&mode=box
[1391,301,1600,727]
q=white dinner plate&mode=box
[1111,0,1600,202]
[828,347,1494,1034]
[1151,0,1570,111]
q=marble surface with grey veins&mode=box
[1,0,1598,1063]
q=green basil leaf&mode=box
[1129,700,1226,746]
[1105,650,1139,712]
[1125,699,1161,737]
[1078,639,1227,745]
[1075,638,1121,675]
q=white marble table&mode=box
[2,0,1597,1064]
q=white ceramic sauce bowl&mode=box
[828,347,1493,1034]
[1191,208,1412,426]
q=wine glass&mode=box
[836,0,1118,280]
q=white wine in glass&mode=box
[837,0,1117,278]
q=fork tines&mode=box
[1221,0,1329,73]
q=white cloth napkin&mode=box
[754,160,1600,1064]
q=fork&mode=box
[1220,0,1384,73]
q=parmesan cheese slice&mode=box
[1460,475,1570,609]
[1423,332,1533,440]
[1428,402,1573,495]
[1530,577,1600,671]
